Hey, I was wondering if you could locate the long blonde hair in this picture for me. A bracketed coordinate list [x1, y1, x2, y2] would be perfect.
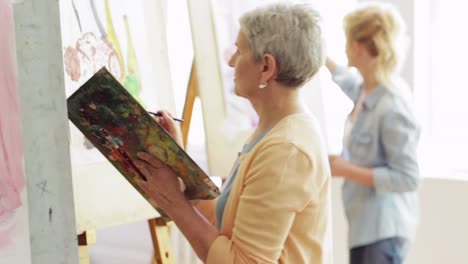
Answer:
[344, 2, 407, 86]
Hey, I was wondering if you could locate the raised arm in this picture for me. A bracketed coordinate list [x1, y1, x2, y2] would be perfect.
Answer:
[325, 57, 338, 73]
[324, 57, 362, 103]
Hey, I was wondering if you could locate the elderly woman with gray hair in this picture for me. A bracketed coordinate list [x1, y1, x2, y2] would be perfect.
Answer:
[134, 3, 332, 264]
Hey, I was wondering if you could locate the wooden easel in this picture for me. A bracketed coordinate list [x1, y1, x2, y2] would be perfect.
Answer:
[77, 231, 96, 264]
[147, 62, 199, 264]
[148, 218, 174, 264]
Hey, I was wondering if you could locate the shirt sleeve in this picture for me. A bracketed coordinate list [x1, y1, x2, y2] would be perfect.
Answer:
[206, 142, 315, 264]
[330, 65, 362, 103]
[373, 106, 421, 194]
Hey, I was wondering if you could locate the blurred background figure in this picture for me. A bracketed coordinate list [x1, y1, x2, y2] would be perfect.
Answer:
[324, 2, 421, 264]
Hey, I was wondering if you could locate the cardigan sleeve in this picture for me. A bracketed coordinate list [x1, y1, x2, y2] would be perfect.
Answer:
[206, 142, 315, 264]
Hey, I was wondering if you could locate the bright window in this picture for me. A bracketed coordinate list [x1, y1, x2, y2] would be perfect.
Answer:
[414, 0, 468, 179]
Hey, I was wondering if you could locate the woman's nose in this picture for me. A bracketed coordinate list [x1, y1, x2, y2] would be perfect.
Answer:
[228, 54, 235, 67]
[226, 46, 237, 68]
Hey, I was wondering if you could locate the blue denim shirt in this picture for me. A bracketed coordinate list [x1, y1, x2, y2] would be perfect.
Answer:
[332, 66, 421, 248]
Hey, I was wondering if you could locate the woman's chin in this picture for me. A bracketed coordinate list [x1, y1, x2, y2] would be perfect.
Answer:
[233, 86, 249, 99]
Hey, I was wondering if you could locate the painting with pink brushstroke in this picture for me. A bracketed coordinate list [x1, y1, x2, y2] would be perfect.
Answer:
[61, 0, 160, 166]
[0, 0, 31, 262]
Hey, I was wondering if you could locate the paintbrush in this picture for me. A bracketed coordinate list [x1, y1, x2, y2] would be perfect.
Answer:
[148, 111, 184, 123]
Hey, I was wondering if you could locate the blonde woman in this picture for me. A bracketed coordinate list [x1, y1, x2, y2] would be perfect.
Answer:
[325, 2, 420, 264]
[134, 3, 332, 264]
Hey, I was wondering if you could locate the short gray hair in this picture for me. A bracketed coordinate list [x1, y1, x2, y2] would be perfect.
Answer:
[239, 3, 324, 87]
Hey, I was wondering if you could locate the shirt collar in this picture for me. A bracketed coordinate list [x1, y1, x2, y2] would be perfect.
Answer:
[362, 85, 387, 110]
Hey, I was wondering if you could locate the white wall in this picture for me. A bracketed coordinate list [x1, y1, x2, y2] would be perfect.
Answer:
[332, 178, 468, 264]
[13, 0, 79, 263]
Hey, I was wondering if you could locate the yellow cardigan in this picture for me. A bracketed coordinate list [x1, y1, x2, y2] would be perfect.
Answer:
[200, 113, 332, 264]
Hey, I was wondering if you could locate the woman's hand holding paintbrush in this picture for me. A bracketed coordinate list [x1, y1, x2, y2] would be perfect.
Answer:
[148, 110, 184, 147]
[148, 111, 184, 123]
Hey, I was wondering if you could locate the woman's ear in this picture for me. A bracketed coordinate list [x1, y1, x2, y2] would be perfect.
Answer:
[349, 40, 360, 55]
[260, 53, 278, 83]
[355, 41, 378, 62]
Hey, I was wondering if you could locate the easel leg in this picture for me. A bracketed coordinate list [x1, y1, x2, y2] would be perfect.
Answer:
[78, 246, 91, 264]
[77, 230, 96, 264]
[181, 63, 198, 148]
[149, 217, 174, 264]
[148, 61, 198, 264]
